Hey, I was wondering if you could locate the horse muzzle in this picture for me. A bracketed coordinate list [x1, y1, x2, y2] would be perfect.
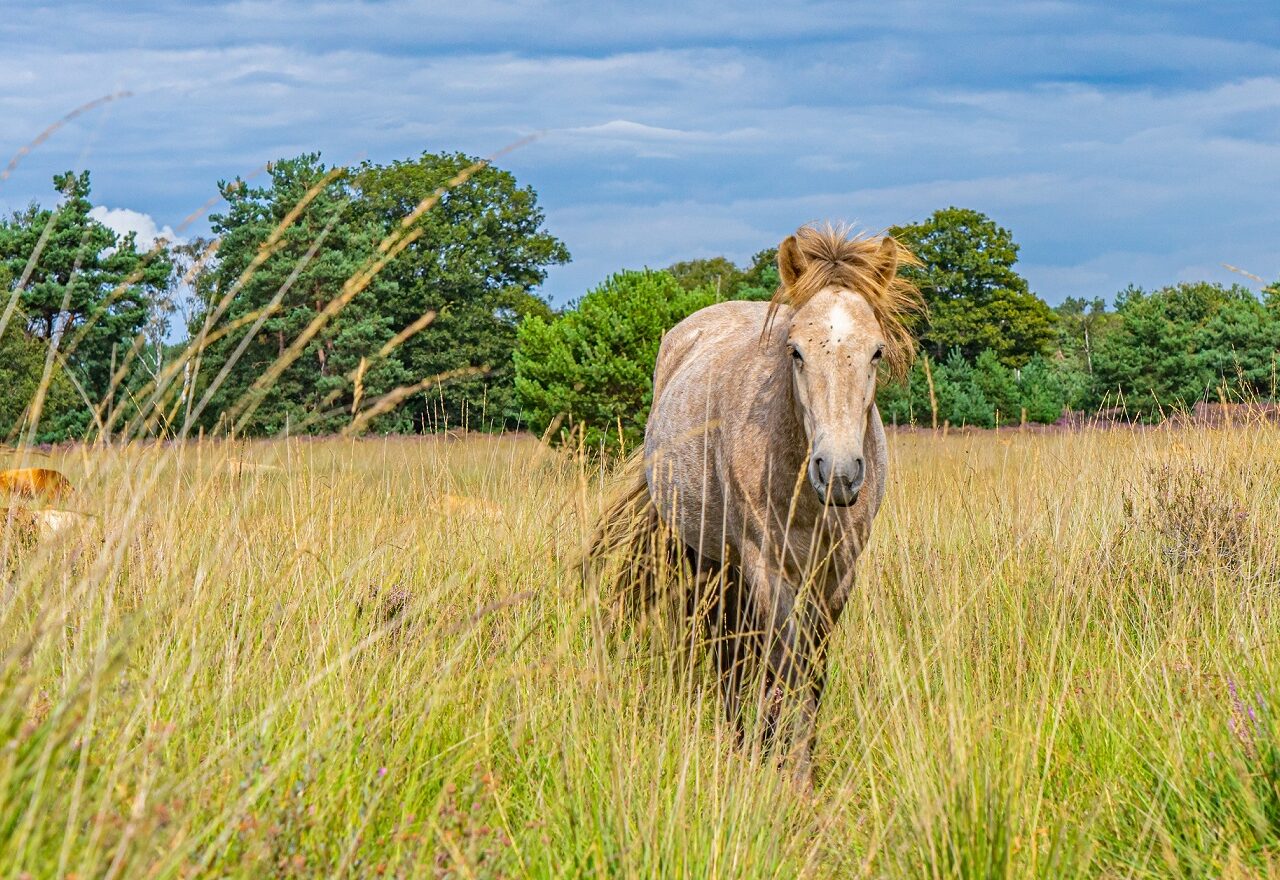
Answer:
[809, 453, 864, 507]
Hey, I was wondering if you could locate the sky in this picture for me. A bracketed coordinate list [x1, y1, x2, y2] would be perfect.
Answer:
[2, 0, 1278, 307]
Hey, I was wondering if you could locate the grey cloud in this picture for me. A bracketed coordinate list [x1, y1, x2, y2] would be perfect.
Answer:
[1, 0, 1277, 310]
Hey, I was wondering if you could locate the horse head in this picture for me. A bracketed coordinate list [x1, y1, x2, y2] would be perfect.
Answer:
[772, 225, 923, 506]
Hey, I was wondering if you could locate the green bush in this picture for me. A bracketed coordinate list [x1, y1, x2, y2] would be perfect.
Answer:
[1018, 356, 1068, 424]
[514, 270, 715, 450]
[972, 350, 1019, 424]
[0, 317, 78, 443]
[1091, 281, 1280, 418]
[935, 350, 995, 428]
[877, 349, 1079, 428]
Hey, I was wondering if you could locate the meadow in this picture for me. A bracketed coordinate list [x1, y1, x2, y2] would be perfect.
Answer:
[3, 421, 1280, 878]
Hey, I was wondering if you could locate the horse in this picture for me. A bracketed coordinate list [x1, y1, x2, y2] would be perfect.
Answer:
[588, 224, 923, 786]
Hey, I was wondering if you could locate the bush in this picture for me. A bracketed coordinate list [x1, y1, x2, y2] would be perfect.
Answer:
[877, 349, 1078, 428]
[514, 270, 715, 450]
[1018, 356, 1067, 424]
[0, 317, 78, 443]
[1091, 282, 1279, 419]
[935, 350, 995, 428]
[972, 350, 1019, 424]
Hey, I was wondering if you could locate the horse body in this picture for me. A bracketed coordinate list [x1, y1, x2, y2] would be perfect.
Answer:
[597, 224, 922, 786]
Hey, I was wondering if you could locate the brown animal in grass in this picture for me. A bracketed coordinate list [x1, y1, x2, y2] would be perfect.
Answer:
[589, 224, 923, 788]
[1, 468, 83, 541]
[0, 468, 75, 502]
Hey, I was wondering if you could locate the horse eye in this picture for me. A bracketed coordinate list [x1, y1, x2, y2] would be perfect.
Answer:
[790, 346, 804, 365]
[871, 346, 884, 364]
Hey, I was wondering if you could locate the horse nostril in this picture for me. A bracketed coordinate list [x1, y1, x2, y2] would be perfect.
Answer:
[852, 457, 865, 485]
[813, 455, 829, 484]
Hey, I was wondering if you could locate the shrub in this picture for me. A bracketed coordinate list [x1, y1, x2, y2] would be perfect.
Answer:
[1018, 356, 1067, 424]
[972, 350, 1019, 424]
[934, 350, 994, 428]
[1091, 282, 1278, 419]
[514, 270, 715, 450]
[0, 318, 78, 443]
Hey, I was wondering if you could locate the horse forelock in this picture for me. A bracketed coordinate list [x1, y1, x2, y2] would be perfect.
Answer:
[767, 223, 924, 379]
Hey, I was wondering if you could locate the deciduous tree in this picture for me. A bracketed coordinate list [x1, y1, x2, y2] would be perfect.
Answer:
[890, 207, 1055, 366]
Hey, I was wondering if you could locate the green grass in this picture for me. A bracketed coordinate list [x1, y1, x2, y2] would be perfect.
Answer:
[4, 422, 1280, 877]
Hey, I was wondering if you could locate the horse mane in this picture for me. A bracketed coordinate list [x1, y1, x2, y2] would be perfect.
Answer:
[767, 223, 925, 379]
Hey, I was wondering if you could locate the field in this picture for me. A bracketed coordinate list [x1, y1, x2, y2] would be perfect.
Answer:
[4, 422, 1280, 878]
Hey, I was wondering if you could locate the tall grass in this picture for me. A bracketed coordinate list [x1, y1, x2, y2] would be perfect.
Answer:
[3, 420, 1280, 877]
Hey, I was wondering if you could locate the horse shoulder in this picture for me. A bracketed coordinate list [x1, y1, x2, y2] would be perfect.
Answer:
[652, 322, 704, 405]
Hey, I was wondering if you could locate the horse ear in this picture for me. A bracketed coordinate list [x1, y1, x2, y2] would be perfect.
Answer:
[872, 236, 902, 288]
[777, 235, 803, 289]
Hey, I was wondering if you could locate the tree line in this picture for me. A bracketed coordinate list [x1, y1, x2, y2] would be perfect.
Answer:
[1, 154, 566, 442]
[518, 208, 1280, 447]
[2, 156, 1277, 445]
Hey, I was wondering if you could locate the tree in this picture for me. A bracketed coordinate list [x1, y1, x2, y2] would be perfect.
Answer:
[187, 151, 567, 436]
[1090, 282, 1274, 418]
[876, 347, 1079, 428]
[1195, 291, 1280, 400]
[0, 170, 172, 437]
[354, 152, 568, 431]
[1055, 296, 1112, 375]
[890, 208, 1055, 366]
[0, 308, 77, 443]
[666, 248, 778, 302]
[933, 350, 995, 428]
[971, 349, 1019, 424]
[734, 249, 780, 302]
[189, 155, 408, 435]
[1018, 356, 1068, 423]
[667, 257, 743, 298]
[514, 270, 714, 449]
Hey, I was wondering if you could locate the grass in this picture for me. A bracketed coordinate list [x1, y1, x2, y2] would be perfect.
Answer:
[3, 421, 1280, 878]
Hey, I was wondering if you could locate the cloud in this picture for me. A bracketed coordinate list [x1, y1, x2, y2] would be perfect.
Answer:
[88, 206, 183, 251]
[1, 1, 1277, 308]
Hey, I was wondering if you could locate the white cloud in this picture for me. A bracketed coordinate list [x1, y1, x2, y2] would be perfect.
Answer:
[89, 206, 183, 251]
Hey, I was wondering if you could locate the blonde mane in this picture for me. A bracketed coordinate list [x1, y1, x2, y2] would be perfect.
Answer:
[768, 223, 925, 379]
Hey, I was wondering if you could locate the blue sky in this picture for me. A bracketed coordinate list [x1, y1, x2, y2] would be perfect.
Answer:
[2, 0, 1278, 306]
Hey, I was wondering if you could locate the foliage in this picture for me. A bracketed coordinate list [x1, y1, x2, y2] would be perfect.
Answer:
[890, 207, 1056, 366]
[188, 155, 407, 435]
[667, 256, 742, 298]
[353, 152, 568, 430]
[0, 170, 172, 438]
[1054, 296, 1115, 377]
[0, 315, 78, 443]
[514, 270, 714, 449]
[667, 248, 778, 302]
[188, 152, 568, 436]
[1090, 281, 1279, 418]
[878, 348, 1082, 428]
[1018, 356, 1072, 424]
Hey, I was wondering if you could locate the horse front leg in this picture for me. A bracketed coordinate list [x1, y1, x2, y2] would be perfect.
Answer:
[787, 604, 833, 790]
[739, 548, 825, 788]
[686, 547, 756, 741]
[709, 564, 758, 743]
[788, 567, 854, 787]
[764, 608, 832, 790]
